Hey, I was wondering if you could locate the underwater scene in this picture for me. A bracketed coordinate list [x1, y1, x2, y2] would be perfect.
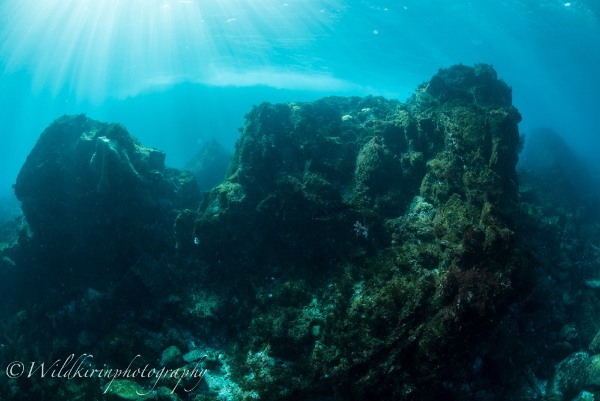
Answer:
[1, 1, 600, 400]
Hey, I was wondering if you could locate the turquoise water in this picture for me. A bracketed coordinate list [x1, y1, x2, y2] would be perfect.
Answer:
[2, 3, 600, 399]
[1, 0, 599, 195]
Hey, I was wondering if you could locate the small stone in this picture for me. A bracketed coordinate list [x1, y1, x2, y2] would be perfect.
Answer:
[104, 379, 154, 401]
[589, 329, 600, 354]
[547, 341, 573, 360]
[546, 352, 590, 401]
[586, 354, 600, 387]
[584, 279, 600, 289]
[559, 323, 579, 344]
[183, 349, 207, 363]
[155, 386, 181, 401]
[573, 390, 595, 401]
[160, 345, 182, 368]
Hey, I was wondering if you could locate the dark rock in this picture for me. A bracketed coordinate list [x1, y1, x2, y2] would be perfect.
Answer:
[586, 354, 600, 387]
[103, 379, 155, 401]
[560, 323, 580, 345]
[590, 329, 600, 355]
[160, 345, 183, 368]
[12, 115, 199, 300]
[548, 341, 575, 360]
[547, 352, 589, 401]
[422, 63, 513, 107]
[573, 391, 595, 401]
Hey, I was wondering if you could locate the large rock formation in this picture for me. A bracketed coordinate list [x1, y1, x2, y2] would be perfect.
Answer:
[175, 63, 528, 400]
[11, 115, 199, 297]
[9, 64, 597, 401]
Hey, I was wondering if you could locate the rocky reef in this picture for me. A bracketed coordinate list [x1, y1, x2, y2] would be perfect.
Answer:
[1, 64, 599, 401]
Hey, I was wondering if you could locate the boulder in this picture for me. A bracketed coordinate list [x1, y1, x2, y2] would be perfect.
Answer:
[13, 115, 199, 293]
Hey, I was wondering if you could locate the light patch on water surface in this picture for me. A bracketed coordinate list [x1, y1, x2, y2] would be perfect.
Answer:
[0, 0, 343, 102]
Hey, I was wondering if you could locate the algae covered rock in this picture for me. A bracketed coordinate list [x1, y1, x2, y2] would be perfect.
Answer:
[189, 64, 527, 400]
[105, 378, 183, 401]
[547, 352, 590, 401]
[161, 345, 183, 368]
[573, 391, 595, 401]
[589, 329, 600, 354]
[423, 63, 512, 107]
[354, 135, 403, 210]
[585, 354, 600, 388]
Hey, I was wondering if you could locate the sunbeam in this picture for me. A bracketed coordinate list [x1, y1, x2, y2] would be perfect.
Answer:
[0, 0, 344, 102]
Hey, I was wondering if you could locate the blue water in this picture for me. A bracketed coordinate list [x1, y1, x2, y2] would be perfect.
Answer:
[1, 0, 599, 200]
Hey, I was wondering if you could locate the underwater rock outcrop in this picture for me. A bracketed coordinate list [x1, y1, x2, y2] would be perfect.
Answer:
[10, 115, 198, 298]
[8, 64, 598, 401]
[175, 63, 527, 400]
